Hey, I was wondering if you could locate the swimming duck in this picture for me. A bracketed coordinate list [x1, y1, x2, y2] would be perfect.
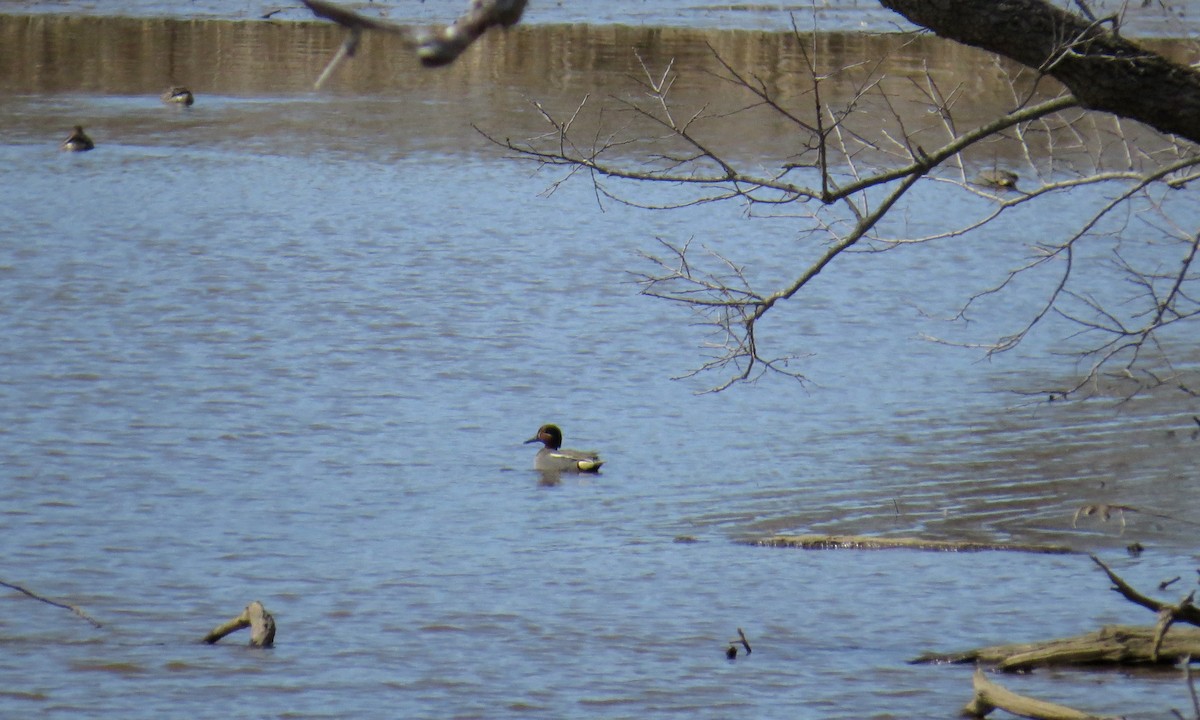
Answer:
[524, 424, 604, 473]
[161, 86, 195, 106]
[975, 168, 1019, 190]
[60, 126, 94, 152]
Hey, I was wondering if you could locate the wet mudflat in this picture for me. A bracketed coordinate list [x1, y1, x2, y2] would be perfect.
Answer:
[2, 9, 1200, 719]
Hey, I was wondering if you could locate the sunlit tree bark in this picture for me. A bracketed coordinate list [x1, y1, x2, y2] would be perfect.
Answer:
[880, 0, 1200, 144]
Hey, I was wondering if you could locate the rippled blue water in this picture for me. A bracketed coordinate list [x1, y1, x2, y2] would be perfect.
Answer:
[2, 23, 1200, 719]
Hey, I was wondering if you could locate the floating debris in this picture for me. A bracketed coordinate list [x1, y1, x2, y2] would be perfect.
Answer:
[735, 627, 751, 654]
[751, 534, 1074, 554]
[726, 628, 751, 659]
[0, 578, 102, 628]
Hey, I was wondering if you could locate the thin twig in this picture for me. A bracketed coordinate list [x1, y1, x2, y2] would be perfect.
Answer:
[0, 579, 102, 629]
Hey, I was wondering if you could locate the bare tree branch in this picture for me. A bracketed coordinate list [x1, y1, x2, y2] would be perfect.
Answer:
[301, 0, 1200, 396]
[880, 0, 1200, 144]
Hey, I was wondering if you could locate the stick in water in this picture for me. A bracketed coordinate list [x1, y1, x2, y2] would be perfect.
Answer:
[0, 579, 102, 628]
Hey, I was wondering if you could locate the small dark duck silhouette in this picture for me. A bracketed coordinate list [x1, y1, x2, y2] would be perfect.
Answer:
[161, 87, 195, 106]
[60, 126, 94, 152]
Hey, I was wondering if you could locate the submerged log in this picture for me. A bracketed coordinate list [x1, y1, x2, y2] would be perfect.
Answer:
[963, 667, 1117, 720]
[750, 534, 1075, 554]
[203, 601, 276, 647]
[912, 624, 1200, 670]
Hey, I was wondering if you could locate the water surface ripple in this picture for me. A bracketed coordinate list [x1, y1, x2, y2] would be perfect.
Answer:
[2, 13, 1199, 720]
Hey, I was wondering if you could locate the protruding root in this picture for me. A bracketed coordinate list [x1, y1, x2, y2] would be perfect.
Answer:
[204, 600, 276, 647]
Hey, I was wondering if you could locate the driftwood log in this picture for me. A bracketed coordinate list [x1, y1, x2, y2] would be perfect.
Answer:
[750, 534, 1075, 554]
[962, 668, 1118, 720]
[912, 624, 1200, 670]
[203, 601, 276, 647]
[915, 555, 1200, 670]
[1090, 554, 1200, 662]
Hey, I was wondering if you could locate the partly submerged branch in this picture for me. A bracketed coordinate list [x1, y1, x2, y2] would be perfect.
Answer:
[1091, 554, 1200, 635]
[914, 624, 1200, 671]
[750, 534, 1075, 553]
[0, 578, 102, 629]
[203, 600, 277, 647]
[917, 558, 1200, 671]
[963, 667, 1115, 720]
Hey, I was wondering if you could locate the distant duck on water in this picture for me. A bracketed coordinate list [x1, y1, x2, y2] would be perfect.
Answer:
[161, 86, 195, 106]
[60, 126, 94, 152]
[975, 168, 1019, 191]
[524, 424, 604, 473]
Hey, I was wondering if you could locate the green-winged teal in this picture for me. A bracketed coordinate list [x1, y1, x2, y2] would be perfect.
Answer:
[524, 424, 604, 473]
[161, 87, 195, 106]
[61, 126, 94, 152]
[975, 168, 1019, 190]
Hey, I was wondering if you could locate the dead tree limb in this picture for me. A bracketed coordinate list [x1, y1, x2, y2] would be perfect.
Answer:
[0, 578, 102, 629]
[963, 667, 1116, 720]
[915, 557, 1200, 669]
[1154, 597, 1195, 663]
[203, 601, 276, 647]
[879, 0, 1200, 144]
[1091, 555, 1200, 628]
[913, 625, 1200, 670]
[1185, 655, 1200, 720]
